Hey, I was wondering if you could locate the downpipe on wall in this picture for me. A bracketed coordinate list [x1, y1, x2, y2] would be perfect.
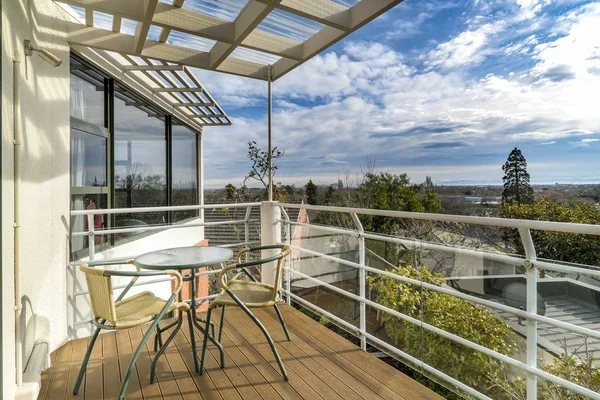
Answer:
[13, 57, 23, 388]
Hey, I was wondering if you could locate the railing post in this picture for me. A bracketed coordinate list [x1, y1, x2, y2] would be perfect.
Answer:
[518, 228, 537, 400]
[280, 207, 292, 305]
[260, 201, 281, 285]
[351, 213, 367, 351]
[87, 214, 96, 261]
[244, 206, 252, 262]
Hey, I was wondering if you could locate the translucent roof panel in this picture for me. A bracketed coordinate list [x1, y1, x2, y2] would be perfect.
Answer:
[182, 0, 248, 22]
[92, 11, 113, 30]
[58, 0, 404, 81]
[259, 9, 324, 42]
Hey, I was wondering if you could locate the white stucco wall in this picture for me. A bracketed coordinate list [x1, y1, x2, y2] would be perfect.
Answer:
[2, 0, 72, 397]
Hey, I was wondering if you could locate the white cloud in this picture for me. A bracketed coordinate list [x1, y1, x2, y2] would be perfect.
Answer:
[425, 22, 504, 69]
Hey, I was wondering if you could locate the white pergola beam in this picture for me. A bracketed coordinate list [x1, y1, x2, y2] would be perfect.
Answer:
[123, 64, 184, 71]
[273, 0, 402, 79]
[67, 23, 266, 79]
[59, 0, 303, 62]
[158, 0, 185, 42]
[59, 0, 404, 81]
[257, 0, 351, 31]
[173, 102, 216, 107]
[209, 0, 275, 69]
[112, 15, 121, 32]
[133, 0, 159, 55]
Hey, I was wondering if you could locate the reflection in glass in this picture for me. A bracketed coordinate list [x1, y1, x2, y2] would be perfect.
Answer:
[70, 129, 107, 187]
[70, 74, 104, 126]
[70, 194, 108, 258]
[114, 96, 167, 226]
[172, 125, 198, 222]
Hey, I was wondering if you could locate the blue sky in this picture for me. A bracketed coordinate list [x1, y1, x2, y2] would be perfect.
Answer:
[191, 0, 600, 188]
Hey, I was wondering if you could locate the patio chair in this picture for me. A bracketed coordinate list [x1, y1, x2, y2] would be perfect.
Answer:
[73, 260, 190, 400]
[199, 245, 292, 380]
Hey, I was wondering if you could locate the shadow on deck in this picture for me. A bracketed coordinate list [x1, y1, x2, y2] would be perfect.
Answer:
[40, 304, 442, 399]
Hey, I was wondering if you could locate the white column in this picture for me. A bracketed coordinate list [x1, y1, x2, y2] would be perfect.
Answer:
[260, 201, 281, 285]
[197, 130, 204, 220]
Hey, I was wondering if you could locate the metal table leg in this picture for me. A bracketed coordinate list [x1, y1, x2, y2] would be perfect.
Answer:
[189, 266, 225, 369]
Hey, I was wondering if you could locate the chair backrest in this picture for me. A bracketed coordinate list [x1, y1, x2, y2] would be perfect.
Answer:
[271, 245, 292, 302]
[80, 264, 117, 324]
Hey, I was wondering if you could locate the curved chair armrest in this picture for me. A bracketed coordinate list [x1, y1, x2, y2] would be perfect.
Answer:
[236, 245, 291, 265]
[218, 263, 244, 290]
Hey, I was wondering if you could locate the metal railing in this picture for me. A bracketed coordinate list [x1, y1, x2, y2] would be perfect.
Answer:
[278, 202, 600, 400]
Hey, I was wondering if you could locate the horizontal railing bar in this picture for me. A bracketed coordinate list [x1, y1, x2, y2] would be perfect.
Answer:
[281, 219, 529, 267]
[279, 203, 600, 236]
[219, 241, 260, 248]
[285, 290, 600, 399]
[75, 276, 174, 296]
[281, 220, 360, 237]
[72, 219, 248, 237]
[285, 292, 492, 400]
[282, 218, 600, 280]
[285, 245, 600, 341]
[71, 202, 261, 216]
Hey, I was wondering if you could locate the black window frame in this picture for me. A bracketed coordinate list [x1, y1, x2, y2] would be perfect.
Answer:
[69, 52, 200, 260]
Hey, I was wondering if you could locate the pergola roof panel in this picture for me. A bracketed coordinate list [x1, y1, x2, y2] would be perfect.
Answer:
[57, 0, 404, 80]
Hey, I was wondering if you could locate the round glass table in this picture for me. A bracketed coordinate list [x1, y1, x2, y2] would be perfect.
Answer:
[134, 246, 233, 374]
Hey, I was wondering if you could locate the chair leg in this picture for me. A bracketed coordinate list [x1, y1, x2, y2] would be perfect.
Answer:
[228, 290, 288, 381]
[151, 316, 183, 383]
[118, 315, 166, 400]
[199, 307, 213, 375]
[73, 326, 101, 395]
[274, 304, 291, 341]
[153, 319, 177, 351]
[218, 305, 226, 343]
[187, 310, 200, 373]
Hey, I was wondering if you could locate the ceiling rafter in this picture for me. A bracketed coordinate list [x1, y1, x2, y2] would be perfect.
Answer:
[255, 0, 351, 31]
[133, 0, 159, 55]
[56, 0, 404, 81]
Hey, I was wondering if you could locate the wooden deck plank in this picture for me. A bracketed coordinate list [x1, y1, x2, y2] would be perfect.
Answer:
[257, 307, 383, 400]
[210, 308, 285, 400]
[215, 313, 302, 400]
[179, 321, 244, 400]
[102, 331, 122, 400]
[129, 324, 165, 400]
[45, 338, 74, 400]
[39, 346, 58, 400]
[251, 307, 366, 400]
[171, 321, 221, 400]
[143, 325, 183, 400]
[280, 305, 443, 400]
[84, 332, 104, 400]
[40, 304, 441, 400]
[115, 329, 143, 400]
[229, 308, 341, 400]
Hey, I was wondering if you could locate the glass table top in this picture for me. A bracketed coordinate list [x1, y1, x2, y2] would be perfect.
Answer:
[134, 246, 234, 270]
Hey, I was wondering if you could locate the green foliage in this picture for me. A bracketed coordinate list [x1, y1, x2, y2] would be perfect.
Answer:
[357, 172, 442, 234]
[502, 147, 534, 205]
[305, 180, 318, 205]
[500, 197, 600, 266]
[369, 266, 516, 396]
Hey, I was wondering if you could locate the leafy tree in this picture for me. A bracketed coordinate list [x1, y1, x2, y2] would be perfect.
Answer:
[369, 265, 515, 397]
[502, 147, 534, 205]
[305, 180, 318, 205]
[243, 140, 285, 198]
[357, 172, 442, 234]
[500, 197, 600, 266]
[324, 185, 336, 205]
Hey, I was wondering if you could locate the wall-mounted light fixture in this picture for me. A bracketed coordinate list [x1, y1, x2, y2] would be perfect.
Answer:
[24, 39, 62, 68]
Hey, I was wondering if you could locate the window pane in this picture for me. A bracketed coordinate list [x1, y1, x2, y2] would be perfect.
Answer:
[172, 125, 198, 221]
[71, 129, 107, 187]
[70, 73, 104, 126]
[70, 193, 108, 260]
[113, 96, 167, 225]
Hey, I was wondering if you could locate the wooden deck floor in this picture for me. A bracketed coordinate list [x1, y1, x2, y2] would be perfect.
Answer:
[40, 304, 442, 400]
